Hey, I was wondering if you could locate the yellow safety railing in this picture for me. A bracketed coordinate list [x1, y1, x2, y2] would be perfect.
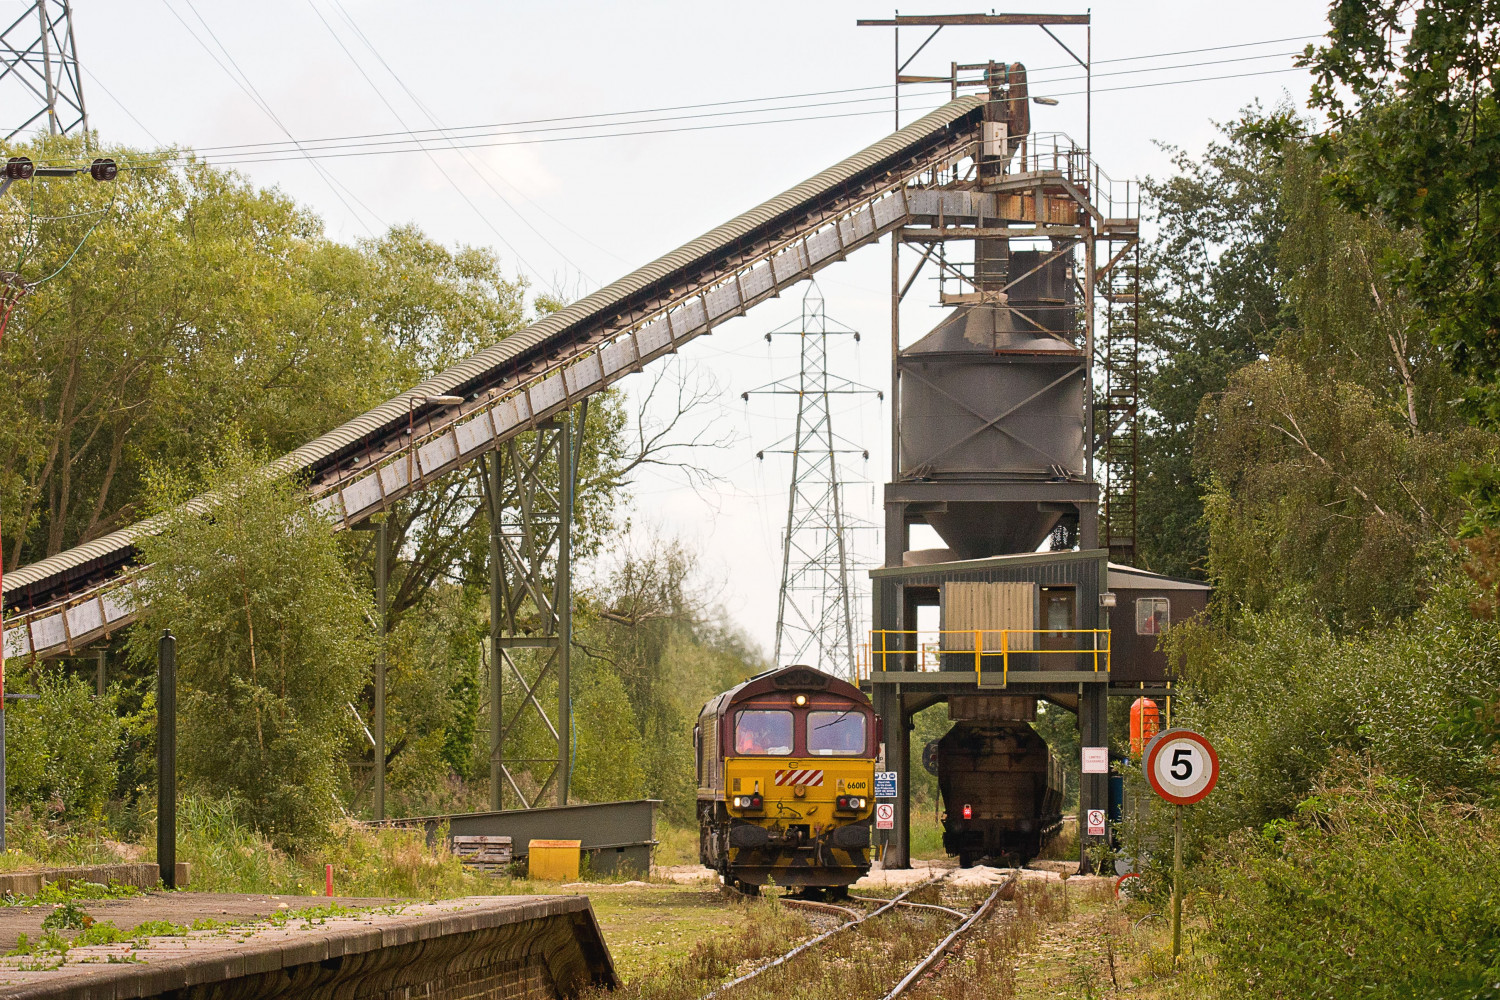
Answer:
[861, 629, 1110, 685]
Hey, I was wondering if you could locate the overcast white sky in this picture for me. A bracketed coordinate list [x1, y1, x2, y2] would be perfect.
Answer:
[22, 1, 1330, 657]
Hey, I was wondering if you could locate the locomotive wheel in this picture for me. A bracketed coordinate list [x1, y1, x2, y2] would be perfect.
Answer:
[731, 878, 761, 897]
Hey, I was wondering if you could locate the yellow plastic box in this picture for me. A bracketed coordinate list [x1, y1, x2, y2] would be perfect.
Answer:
[527, 839, 582, 882]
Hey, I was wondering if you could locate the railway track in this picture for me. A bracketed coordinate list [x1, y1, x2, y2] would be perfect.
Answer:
[700, 871, 1016, 1000]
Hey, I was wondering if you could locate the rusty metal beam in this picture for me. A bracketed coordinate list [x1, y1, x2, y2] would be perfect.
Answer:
[858, 14, 1089, 26]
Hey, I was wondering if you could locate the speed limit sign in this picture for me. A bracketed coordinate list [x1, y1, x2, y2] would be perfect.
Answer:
[1143, 728, 1219, 805]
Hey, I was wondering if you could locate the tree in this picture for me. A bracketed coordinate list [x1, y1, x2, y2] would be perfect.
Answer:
[1306, 1, 1500, 431]
[1137, 110, 1294, 577]
[127, 444, 372, 847]
[1198, 357, 1486, 625]
[0, 135, 530, 571]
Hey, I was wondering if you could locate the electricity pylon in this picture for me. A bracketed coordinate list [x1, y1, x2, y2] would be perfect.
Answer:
[2, 1, 89, 142]
[745, 282, 879, 679]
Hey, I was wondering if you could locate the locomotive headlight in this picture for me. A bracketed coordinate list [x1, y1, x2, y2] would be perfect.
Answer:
[794, 694, 807, 706]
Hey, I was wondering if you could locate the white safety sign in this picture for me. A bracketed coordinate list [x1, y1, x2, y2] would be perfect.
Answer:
[1081, 746, 1109, 774]
[874, 771, 898, 798]
[1144, 729, 1220, 805]
[1086, 809, 1106, 836]
[875, 802, 895, 830]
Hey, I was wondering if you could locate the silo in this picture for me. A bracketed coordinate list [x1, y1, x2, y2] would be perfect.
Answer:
[895, 250, 1086, 558]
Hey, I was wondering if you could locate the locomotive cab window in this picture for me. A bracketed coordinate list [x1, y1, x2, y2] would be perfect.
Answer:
[1136, 597, 1170, 636]
[807, 710, 866, 755]
[735, 710, 793, 755]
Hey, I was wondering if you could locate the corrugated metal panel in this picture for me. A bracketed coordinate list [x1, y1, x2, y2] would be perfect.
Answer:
[4, 97, 987, 639]
[943, 581, 1036, 650]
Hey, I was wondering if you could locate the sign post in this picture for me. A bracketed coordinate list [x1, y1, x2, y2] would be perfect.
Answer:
[1143, 728, 1219, 961]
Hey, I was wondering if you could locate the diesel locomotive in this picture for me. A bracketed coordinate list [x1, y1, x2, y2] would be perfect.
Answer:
[696, 665, 876, 893]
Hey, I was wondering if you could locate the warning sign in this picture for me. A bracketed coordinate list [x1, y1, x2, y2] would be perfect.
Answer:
[875, 803, 895, 830]
[1086, 809, 1106, 836]
[1081, 747, 1109, 774]
[874, 771, 898, 798]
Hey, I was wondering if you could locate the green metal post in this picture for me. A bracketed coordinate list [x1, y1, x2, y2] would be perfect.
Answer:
[375, 519, 387, 822]
[157, 630, 176, 889]
[1172, 803, 1183, 959]
[556, 413, 572, 807]
[488, 450, 504, 812]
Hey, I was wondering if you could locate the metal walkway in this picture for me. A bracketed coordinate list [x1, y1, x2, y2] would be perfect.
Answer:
[4, 96, 993, 662]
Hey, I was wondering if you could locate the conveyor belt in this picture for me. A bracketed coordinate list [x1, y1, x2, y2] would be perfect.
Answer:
[3, 96, 988, 662]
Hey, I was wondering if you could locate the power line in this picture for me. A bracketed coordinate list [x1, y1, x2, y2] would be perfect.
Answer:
[128, 45, 1306, 164]
[326, 0, 613, 283]
[159, 0, 383, 235]
[301, 0, 548, 279]
[132, 63, 1307, 171]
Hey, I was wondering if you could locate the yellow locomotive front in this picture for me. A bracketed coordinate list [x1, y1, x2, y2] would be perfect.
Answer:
[696, 665, 876, 893]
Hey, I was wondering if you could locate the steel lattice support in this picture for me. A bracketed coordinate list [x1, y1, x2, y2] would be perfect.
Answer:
[1097, 200, 1142, 565]
[747, 283, 876, 679]
[1, 1, 88, 141]
[482, 406, 583, 810]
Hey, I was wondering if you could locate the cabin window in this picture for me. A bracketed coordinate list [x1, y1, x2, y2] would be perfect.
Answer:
[734, 710, 793, 755]
[1136, 597, 1170, 636]
[808, 711, 866, 756]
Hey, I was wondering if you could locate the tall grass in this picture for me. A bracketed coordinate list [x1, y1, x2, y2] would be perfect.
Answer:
[176, 795, 504, 898]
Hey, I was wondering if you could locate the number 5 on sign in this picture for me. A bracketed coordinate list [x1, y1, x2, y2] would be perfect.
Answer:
[1144, 729, 1218, 805]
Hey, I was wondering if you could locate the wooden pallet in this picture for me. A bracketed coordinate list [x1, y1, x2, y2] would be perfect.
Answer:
[451, 835, 513, 874]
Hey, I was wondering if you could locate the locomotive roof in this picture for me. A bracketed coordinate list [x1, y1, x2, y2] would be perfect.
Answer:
[700, 664, 869, 721]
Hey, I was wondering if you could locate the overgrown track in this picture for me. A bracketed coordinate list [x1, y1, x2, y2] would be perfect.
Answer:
[879, 876, 1013, 999]
[699, 877, 947, 999]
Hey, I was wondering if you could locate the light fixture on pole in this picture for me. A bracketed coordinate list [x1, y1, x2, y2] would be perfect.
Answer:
[407, 394, 465, 485]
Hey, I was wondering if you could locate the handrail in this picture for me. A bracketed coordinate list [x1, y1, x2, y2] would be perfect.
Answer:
[863, 628, 1111, 685]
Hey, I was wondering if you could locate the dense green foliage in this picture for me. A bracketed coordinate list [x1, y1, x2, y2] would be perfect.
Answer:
[3, 671, 122, 820]
[1207, 769, 1500, 999]
[1307, 1, 1500, 438]
[1117, 6, 1500, 995]
[1168, 588, 1500, 834]
[1136, 115, 1288, 578]
[128, 447, 374, 846]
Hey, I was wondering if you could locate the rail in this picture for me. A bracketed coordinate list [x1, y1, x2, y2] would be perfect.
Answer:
[700, 875, 946, 999]
[861, 628, 1110, 683]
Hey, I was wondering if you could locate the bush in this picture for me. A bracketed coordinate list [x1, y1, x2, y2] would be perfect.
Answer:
[1168, 582, 1500, 835]
[5, 671, 122, 820]
[1207, 762, 1500, 999]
